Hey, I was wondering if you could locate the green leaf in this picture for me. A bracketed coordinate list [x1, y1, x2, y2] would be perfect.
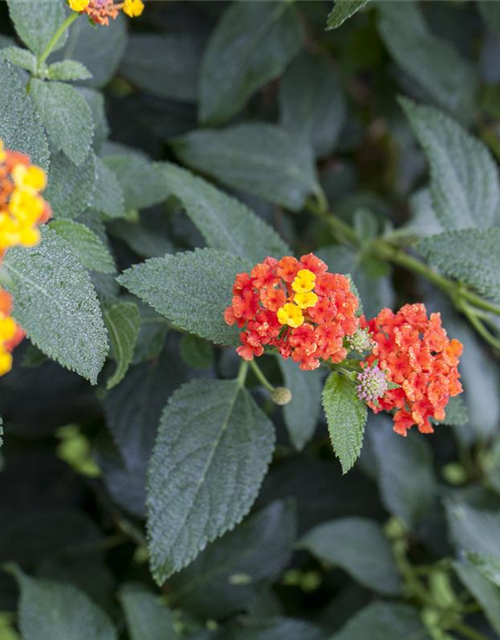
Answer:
[7, 0, 68, 57]
[479, 2, 500, 34]
[103, 155, 168, 210]
[92, 158, 125, 219]
[169, 501, 296, 618]
[446, 502, 500, 559]
[300, 517, 401, 595]
[199, 1, 302, 125]
[160, 162, 290, 262]
[44, 151, 97, 220]
[326, 0, 370, 29]
[104, 302, 141, 390]
[322, 372, 367, 474]
[110, 215, 173, 259]
[369, 418, 437, 529]
[31, 80, 94, 166]
[121, 34, 202, 102]
[417, 229, 500, 304]
[401, 98, 500, 229]
[278, 359, 323, 451]
[0, 46, 37, 73]
[378, 2, 476, 120]
[120, 583, 178, 640]
[118, 248, 252, 346]
[467, 552, 500, 588]
[173, 124, 320, 212]
[16, 570, 117, 640]
[147, 378, 275, 583]
[50, 219, 115, 274]
[2, 228, 108, 384]
[280, 52, 346, 158]
[180, 334, 214, 371]
[453, 560, 500, 636]
[435, 395, 469, 427]
[331, 603, 426, 640]
[218, 619, 325, 640]
[80, 88, 109, 152]
[47, 60, 92, 82]
[0, 61, 50, 170]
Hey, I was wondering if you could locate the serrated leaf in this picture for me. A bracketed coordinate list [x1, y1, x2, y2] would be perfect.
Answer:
[120, 583, 178, 640]
[417, 229, 500, 304]
[0, 46, 37, 73]
[104, 302, 141, 390]
[453, 560, 500, 636]
[147, 378, 275, 583]
[326, 0, 370, 29]
[7, 0, 68, 57]
[301, 517, 400, 595]
[280, 51, 346, 158]
[173, 124, 320, 212]
[2, 228, 108, 384]
[47, 60, 92, 82]
[467, 552, 500, 588]
[79, 88, 109, 152]
[45, 151, 97, 219]
[378, 2, 476, 120]
[103, 155, 168, 210]
[278, 359, 323, 450]
[92, 158, 125, 219]
[322, 372, 367, 474]
[160, 162, 290, 262]
[119, 248, 251, 346]
[401, 98, 500, 229]
[15, 570, 117, 640]
[50, 219, 115, 274]
[200, 1, 302, 125]
[331, 603, 426, 640]
[0, 61, 50, 170]
[180, 334, 214, 371]
[31, 79, 94, 166]
[170, 501, 296, 618]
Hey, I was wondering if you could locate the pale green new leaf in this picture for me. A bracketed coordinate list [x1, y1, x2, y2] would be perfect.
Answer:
[322, 372, 367, 474]
[16, 570, 117, 640]
[92, 158, 125, 219]
[401, 98, 500, 229]
[7, 0, 68, 57]
[2, 228, 108, 384]
[301, 517, 400, 595]
[160, 162, 290, 262]
[0, 46, 37, 74]
[147, 379, 275, 583]
[50, 219, 115, 274]
[103, 155, 168, 210]
[120, 583, 178, 640]
[454, 560, 500, 636]
[47, 60, 92, 82]
[417, 229, 500, 304]
[31, 79, 94, 166]
[118, 248, 252, 346]
[200, 1, 302, 125]
[104, 302, 141, 390]
[326, 0, 370, 30]
[331, 603, 426, 640]
[45, 151, 97, 219]
[0, 61, 49, 169]
[173, 124, 320, 212]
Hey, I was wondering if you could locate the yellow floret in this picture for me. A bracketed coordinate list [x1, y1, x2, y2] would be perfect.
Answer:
[68, 0, 90, 12]
[292, 269, 316, 294]
[277, 303, 304, 328]
[19, 226, 41, 247]
[0, 316, 16, 342]
[8, 189, 44, 224]
[0, 349, 13, 376]
[123, 0, 144, 17]
[294, 291, 319, 310]
[12, 164, 47, 192]
[0, 140, 6, 164]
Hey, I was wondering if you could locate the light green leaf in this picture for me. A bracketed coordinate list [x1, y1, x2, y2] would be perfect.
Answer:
[2, 228, 108, 384]
[104, 302, 141, 390]
[301, 517, 401, 595]
[278, 359, 322, 450]
[322, 372, 367, 474]
[50, 219, 115, 274]
[401, 98, 500, 229]
[446, 502, 500, 559]
[47, 60, 92, 82]
[92, 158, 125, 219]
[326, 0, 370, 29]
[454, 560, 500, 636]
[103, 155, 168, 210]
[160, 162, 290, 262]
[170, 501, 296, 618]
[200, 1, 302, 125]
[44, 151, 97, 219]
[7, 0, 68, 57]
[331, 603, 426, 640]
[0, 61, 50, 170]
[417, 229, 500, 304]
[0, 46, 37, 73]
[378, 2, 476, 120]
[180, 334, 214, 371]
[280, 52, 346, 158]
[31, 79, 94, 166]
[16, 570, 117, 640]
[147, 379, 275, 583]
[118, 248, 251, 346]
[173, 124, 320, 212]
[120, 583, 178, 640]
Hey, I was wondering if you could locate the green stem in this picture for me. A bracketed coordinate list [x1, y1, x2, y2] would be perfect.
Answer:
[249, 360, 275, 392]
[459, 303, 500, 351]
[393, 539, 434, 606]
[450, 621, 492, 640]
[237, 360, 249, 387]
[37, 12, 79, 70]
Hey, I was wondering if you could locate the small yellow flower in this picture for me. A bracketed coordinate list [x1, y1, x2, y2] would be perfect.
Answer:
[0, 141, 6, 164]
[68, 0, 90, 11]
[294, 291, 319, 310]
[0, 316, 16, 342]
[19, 226, 41, 247]
[277, 303, 304, 328]
[12, 164, 47, 193]
[8, 189, 44, 224]
[0, 349, 13, 377]
[292, 269, 316, 294]
[123, 0, 144, 17]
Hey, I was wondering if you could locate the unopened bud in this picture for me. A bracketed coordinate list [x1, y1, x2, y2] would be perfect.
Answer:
[346, 327, 374, 354]
[356, 364, 388, 403]
[271, 386, 293, 405]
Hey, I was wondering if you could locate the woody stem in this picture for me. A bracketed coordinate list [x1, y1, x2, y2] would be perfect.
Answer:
[37, 12, 79, 71]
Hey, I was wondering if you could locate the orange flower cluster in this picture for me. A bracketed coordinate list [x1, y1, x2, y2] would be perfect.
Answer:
[362, 303, 463, 436]
[224, 254, 360, 371]
[68, 0, 144, 24]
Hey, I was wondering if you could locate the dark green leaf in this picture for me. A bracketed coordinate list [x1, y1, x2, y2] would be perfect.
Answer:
[326, 0, 370, 30]
[467, 552, 500, 588]
[44, 151, 97, 220]
[331, 603, 427, 640]
[180, 334, 214, 371]
[454, 560, 500, 635]
[92, 158, 125, 219]
[218, 619, 325, 640]
[103, 155, 168, 210]
[7, 0, 68, 57]
[104, 301, 141, 390]
[120, 583, 178, 640]
[478, 2, 500, 34]
[49, 219, 115, 274]
[446, 502, 500, 559]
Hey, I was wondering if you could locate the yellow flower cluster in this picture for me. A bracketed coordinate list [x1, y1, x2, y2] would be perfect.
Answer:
[68, 0, 144, 23]
[277, 269, 319, 328]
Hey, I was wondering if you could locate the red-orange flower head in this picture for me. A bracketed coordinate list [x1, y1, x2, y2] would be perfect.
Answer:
[224, 254, 360, 371]
[362, 303, 463, 436]
[68, 0, 144, 24]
